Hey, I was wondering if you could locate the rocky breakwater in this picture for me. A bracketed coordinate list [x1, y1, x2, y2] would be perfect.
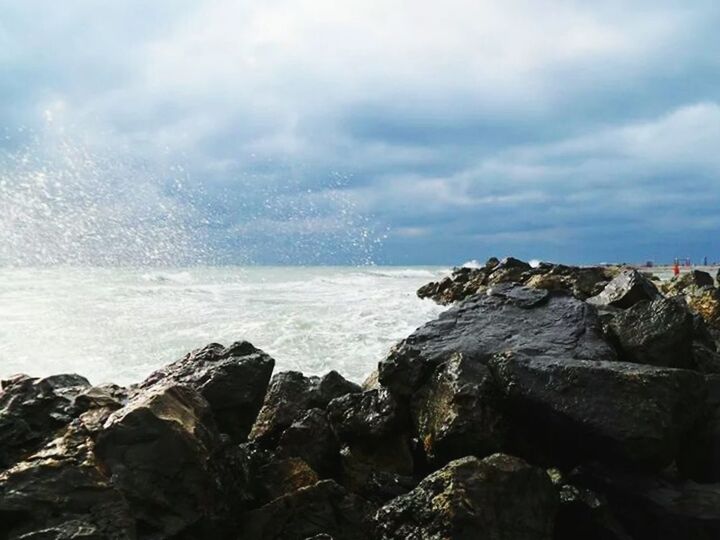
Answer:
[2, 258, 720, 539]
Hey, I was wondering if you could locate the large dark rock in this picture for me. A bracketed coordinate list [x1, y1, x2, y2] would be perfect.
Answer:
[608, 297, 695, 369]
[678, 375, 720, 482]
[573, 465, 720, 540]
[238, 479, 375, 540]
[140, 341, 274, 442]
[327, 389, 414, 502]
[374, 454, 558, 540]
[0, 373, 91, 471]
[588, 269, 660, 309]
[380, 284, 616, 397]
[554, 482, 632, 540]
[250, 370, 360, 447]
[524, 264, 615, 300]
[664, 270, 715, 296]
[0, 420, 135, 540]
[94, 384, 232, 537]
[488, 353, 705, 469]
[411, 353, 505, 467]
[275, 408, 340, 478]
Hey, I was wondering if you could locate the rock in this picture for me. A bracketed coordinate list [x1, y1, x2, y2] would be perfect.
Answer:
[0, 421, 135, 540]
[250, 371, 360, 447]
[682, 288, 720, 341]
[140, 341, 274, 442]
[573, 465, 720, 540]
[238, 480, 375, 540]
[524, 264, 615, 300]
[276, 408, 340, 479]
[677, 375, 720, 482]
[327, 389, 414, 501]
[94, 384, 232, 537]
[664, 269, 715, 296]
[374, 454, 558, 540]
[588, 269, 660, 309]
[380, 284, 616, 397]
[488, 353, 705, 469]
[411, 353, 505, 467]
[485, 256, 533, 285]
[417, 265, 490, 305]
[256, 457, 320, 503]
[361, 369, 380, 391]
[0, 373, 91, 470]
[554, 482, 632, 540]
[607, 297, 695, 369]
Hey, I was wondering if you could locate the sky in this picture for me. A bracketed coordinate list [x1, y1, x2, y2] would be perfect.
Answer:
[1, 0, 719, 265]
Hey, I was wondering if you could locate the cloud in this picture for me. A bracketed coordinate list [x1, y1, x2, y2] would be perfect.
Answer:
[0, 0, 719, 264]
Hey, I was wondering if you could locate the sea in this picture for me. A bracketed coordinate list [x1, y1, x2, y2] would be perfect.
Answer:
[0, 266, 449, 386]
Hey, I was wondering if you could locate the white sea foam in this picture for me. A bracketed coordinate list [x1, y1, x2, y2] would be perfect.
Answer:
[0, 266, 446, 385]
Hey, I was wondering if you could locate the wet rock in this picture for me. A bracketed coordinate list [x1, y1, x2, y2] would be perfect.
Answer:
[374, 454, 558, 540]
[411, 353, 505, 467]
[276, 408, 340, 478]
[327, 389, 414, 501]
[588, 269, 660, 309]
[0, 373, 91, 470]
[485, 256, 533, 285]
[250, 370, 360, 447]
[417, 265, 491, 305]
[573, 465, 720, 540]
[608, 297, 695, 369]
[238, 479, 375, 540]
[554, 483, 632, 540]
[380, 284, 616, 396]
[488, 353, 705, 469]
[683, 288, 720, 341]
[524, 264, 615, 300]
[94, 384, 231, 537]
[256, 457, 320, 503]
[140, 341, 274, 442]
[0, 420, 134, 540]
[677, 375, 720, 482]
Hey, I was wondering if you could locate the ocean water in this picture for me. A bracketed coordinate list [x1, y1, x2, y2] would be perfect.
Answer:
[0, 266, 448, 386]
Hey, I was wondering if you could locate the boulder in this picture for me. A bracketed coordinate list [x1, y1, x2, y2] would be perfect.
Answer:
[411, 353, 505, 467]
[554, 482, 632, 540]
[0, 421, 135, 540]
[250, 370, 360, 447]
[94, 384, 232, 537]
[380, 284, 616, 397]
[573, 465, 720, 540]
[485, 256, 533, 285]
[664, 269, 715, 296]
[607, 297, 695, 369]
[488, 353, 705, 469]
[275, 408, 340, 478]
[327, 389, 414, 501]
[417, 265, 491, 305]
[588, 269, 660, 309]
[677, 375, 720, 482]
[0, 373, 91, 470]
[140, 341, 274, 442]
[374, 454, 558, 540]
[523, 264, 614, 300]
[238, 480, 375, 540]
[255, 457, 320, 503]
[683, 288, 720, 341]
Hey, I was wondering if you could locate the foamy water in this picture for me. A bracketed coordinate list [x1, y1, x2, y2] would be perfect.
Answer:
[0, 266, 448, 385]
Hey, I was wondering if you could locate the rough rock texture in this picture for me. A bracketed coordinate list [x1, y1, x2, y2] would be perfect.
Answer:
[275, 408, 340, 478]
[238, 480, 375, 540]
[664, 269, 715, 296]
[607, 297, 695, 369]
[684, 288, 720, 341]
[588, 269, 660, 309]
[0, 374, 91, 470]
[488, 353, 705, 469]
[553, 481, 632, 540]
[140, 341, 274, 442]
[380, 284, 616, 396]
[574, 465, 720, 540]
[250, 370, 360, 446]
[94, 384, 232, 537]
[411, 353, 505, 467]
[374, 454, 558, 540]
[327, 389, 414, 502]
[677, 375, 720, 482]
[523, 263, 615, 300]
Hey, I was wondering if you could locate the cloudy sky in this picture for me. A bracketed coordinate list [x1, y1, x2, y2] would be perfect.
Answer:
[1, 0, 719, 265]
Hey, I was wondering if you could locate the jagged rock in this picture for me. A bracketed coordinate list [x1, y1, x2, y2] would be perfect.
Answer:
[94, 384, 232, 537]
[276, 408, 340, 478]
[683, 288, 720, 341]
[678, 375, 720, 482]
[411, 353, 505, 467]
[256, 457, 319, 503]
[0, 373, 91, 470]
[140, 341, 274, 442]
[607, 297, 695, 369]
[573, 465, 720, 540]
[361, 369, 380, 391]
[250, 371, 360, 447]
[380, 284, 616, 397]
[588, 269, 660, 309]
[488, 353, 705, 469]
[524, 264, 615, 300]
[374, 454, 558, 540]
[238, 480, 375, 540]
[417, 266, 490, 305]
[485, 256, 533, 285]
[664, 269, 715, 296]
[0, 419, 134, 540]
[327, 389, 414, 501]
